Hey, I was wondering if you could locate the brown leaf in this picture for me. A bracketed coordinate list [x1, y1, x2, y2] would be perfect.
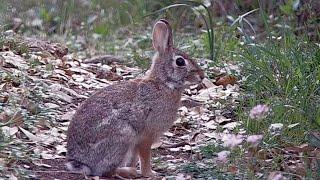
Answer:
[21, 98, 41, 115]
[285, 163, 306, 176]
[24, 37, 68, 58]
[96, 69, 123, 81]
[0, 51, 29, 69]
[0, 94, 9, 103]
[228, 166, 238, 174]
[35, 119, 51, 130]
[215, 74, 237, 88]
[0, 111, 10, 123]
[11, 111, 24, 127]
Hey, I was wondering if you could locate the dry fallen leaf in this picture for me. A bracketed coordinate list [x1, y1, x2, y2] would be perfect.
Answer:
[151, 141, 163, 149]
[228, 165, 238, 174]
[55, 144, 67, 155]
[11, 111, 24, 127]
[92, 176, 100, 180]
[34, 162, 52, 168]
[40, 150, 64, 159]
[215, 115, 232, 125]
[44, 103, 60, 109]
[60, 111, 76, 122]
[21, 98, 41, 115]
[0, 111, 10, 123]
[1, 51, 29, 69]
[215, 74, 237, 88]
[1, 126, 19, 137]
[204, 120, 217, 130]
[267, 171, 285, 180]
[19, 127, 42, 142]
[8, 174, 18, 180]
[0, 94, 9, 103]
[176, 173, 192, 180]
[54, 91, 73, 103]
[202, 78, 215, 88]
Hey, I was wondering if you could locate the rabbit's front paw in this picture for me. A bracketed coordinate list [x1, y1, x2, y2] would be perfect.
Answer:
[116, 167, 138, 178]
[141, 169, 158, 177]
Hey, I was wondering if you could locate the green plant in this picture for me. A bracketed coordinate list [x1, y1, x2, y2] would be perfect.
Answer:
[200, 144, 224, 158]
[240, 33, 320, 142]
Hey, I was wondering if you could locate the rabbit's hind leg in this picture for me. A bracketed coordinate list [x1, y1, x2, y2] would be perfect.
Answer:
[122, 144, 139, 167]
[90, 138, 134, 176]
[92, 125, 138, 177]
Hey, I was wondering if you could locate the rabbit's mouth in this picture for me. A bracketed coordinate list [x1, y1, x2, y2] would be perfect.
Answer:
[184, 75, 204, 86]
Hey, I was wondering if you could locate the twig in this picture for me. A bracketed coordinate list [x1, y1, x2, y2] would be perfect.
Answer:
[161, 141, 190, 149]
[82, 55, 123, 64]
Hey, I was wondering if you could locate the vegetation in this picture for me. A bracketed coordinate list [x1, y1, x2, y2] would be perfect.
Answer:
[0, 0, 319, 179]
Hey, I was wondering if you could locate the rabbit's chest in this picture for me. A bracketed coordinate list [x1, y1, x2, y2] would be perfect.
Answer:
[143, 91, 181, 132]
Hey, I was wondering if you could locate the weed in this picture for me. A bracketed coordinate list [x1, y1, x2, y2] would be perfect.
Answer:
[200, 144, 224, 158]
[239, 34, 320, 143]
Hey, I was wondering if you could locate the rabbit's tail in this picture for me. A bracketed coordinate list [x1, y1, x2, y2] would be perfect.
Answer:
[66, 159, 92, 175]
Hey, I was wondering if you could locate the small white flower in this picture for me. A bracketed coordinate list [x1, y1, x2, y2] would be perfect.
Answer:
[249, 104, 270, 120]
[222, 134, 243, 149]
[216, 150, 230, 164]
[247, 135, 263, 146]
[269, 123, 284, 135]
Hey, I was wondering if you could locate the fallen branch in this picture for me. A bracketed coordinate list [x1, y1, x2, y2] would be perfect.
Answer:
[82, 55, 124, 65]
[161, 141, 190, 149]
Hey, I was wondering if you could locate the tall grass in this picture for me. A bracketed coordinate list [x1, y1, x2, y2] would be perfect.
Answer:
[236, 3, 320, 143]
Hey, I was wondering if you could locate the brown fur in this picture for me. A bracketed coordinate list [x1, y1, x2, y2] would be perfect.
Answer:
[66, 19, 204, 177]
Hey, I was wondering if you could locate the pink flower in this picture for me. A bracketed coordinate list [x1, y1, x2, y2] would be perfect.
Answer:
[247, 135, 263, 146]
[222, 134, 243, 149]
[249, 104, 269, 120]
[216, 150, 230, 164]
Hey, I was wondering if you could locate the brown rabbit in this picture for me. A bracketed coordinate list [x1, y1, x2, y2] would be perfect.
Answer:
[66, 19, 205, 178]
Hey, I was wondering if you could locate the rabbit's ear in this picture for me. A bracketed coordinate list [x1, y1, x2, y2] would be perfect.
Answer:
[152, 19, 173, 53]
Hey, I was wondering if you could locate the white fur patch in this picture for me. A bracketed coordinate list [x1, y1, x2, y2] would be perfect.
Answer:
[165, 82, 175, 89]
[65, 162, 91, 175]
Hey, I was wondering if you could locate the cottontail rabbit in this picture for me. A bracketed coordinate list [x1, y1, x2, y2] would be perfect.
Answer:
[66, 19, 205, 178]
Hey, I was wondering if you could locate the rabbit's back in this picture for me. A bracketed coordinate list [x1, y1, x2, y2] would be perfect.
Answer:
[67, 78, 181, 137]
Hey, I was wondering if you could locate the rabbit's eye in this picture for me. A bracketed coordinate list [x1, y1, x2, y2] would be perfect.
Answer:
[176, 57, 186, 66]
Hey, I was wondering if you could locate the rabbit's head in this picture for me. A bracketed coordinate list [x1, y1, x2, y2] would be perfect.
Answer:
[147, 19, 205, 89]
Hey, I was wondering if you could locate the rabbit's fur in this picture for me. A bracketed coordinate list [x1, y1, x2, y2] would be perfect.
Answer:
[66, 19, 204, 178]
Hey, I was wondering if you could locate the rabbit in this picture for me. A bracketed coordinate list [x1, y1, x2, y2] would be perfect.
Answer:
[66, 19, 205, 178]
